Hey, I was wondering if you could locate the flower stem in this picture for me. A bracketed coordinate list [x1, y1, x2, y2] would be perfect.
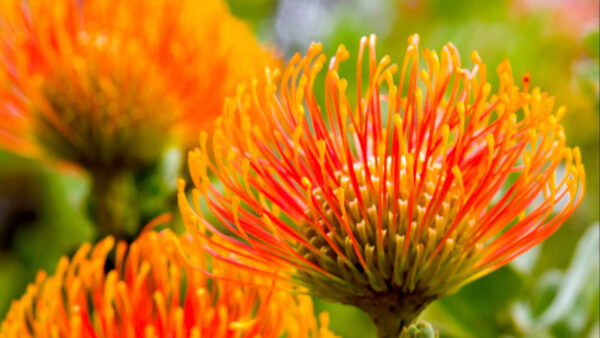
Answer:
[356, 292, 431, 338]
[89, 170, 139, 239]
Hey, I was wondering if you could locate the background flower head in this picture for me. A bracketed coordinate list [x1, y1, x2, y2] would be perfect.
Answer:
[179, 34, 585, 334]
[0, 226, 335, 338]
[0, 0, 279, 171]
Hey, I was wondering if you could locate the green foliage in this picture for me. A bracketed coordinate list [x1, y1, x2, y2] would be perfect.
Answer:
[0, 152, 93, 316]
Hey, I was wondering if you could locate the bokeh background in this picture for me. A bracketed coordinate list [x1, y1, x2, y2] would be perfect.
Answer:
[0, 0, 598, 337]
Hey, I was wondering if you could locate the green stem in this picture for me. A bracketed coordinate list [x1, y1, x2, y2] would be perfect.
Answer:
[89, 170, 139, 239]
[356, 292, 431, 338]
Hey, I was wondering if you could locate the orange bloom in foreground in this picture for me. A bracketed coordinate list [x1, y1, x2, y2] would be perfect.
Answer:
[0, 0, 277, 170]
[0, 228, 335, 338]
[179, 35, 585, 335]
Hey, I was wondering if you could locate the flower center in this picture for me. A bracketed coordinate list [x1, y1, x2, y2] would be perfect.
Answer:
[35, 56, 177, 171]
[297, 155, 483, 305]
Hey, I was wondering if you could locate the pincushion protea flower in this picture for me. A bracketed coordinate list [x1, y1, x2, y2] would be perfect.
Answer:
[0, 226, 335, 338]
[0, 0, 278, 237]
[178, 34, 585, 337]
[0, 0, 278, 169]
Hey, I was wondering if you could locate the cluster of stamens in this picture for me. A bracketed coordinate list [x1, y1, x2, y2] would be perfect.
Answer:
[298, 155, 482, 304]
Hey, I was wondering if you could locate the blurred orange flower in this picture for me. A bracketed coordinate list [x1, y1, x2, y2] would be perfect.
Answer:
[0, 0, 278, 171]
[0, 228, 334, 338]
[179, 34, 585, 335]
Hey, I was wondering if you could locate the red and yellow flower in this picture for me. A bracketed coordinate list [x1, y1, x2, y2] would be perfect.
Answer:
[179, 34, 585, 335]
[0, 226, 335, 338]
[0, 0, 278, 170]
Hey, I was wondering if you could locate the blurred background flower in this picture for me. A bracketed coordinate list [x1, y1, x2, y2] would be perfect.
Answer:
[0, 0, 278, 236]
[0, 0, 598, 336]
[0, 0, 278, 164]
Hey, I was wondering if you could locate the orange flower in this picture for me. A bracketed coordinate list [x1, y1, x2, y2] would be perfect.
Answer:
[0, 0, 278, 170]
[0, 227, 335, 338]
[179, 34, 585, 335]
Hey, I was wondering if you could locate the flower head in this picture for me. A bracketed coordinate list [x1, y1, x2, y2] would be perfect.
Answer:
[179, 34, 585, 334]
[0, 0, 278, 171]
[0, 227, 334, 338]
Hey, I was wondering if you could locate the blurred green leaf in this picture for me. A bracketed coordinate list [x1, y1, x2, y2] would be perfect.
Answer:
[538, 224, 599, 327]
[508, 224, 600, 337]
[0, 255, 26, 316]
[313, 298, 375, 338]
[424, 266, 524, 337]
[583, 30, 600, 58]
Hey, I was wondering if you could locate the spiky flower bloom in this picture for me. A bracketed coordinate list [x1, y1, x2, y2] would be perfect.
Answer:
[0, 0, 277, 170]
[0, 227, 335, 338]
[179, 34, 585, 337]
[0, 0, 278, 237]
